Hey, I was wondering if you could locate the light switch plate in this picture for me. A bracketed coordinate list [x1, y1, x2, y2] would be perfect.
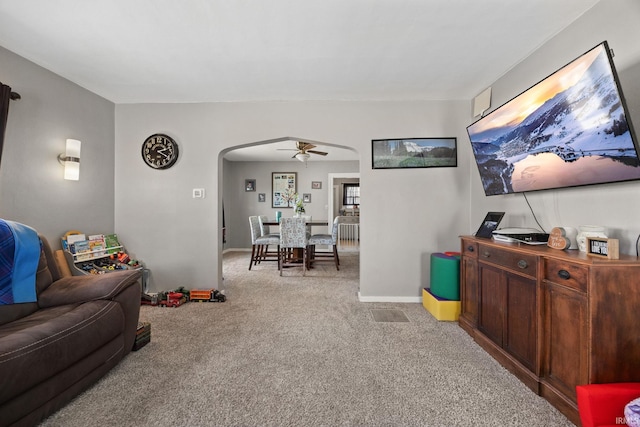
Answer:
[192, 188, 205, 199]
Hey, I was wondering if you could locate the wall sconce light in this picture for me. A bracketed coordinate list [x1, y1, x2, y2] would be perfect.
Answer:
[58, 139, 81, 180]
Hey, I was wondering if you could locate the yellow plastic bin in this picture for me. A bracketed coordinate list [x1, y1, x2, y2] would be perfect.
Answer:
[422, 288, 461, 321]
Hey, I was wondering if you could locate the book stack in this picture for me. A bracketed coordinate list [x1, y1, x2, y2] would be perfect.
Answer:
[132, 322, 151, 351]
[104, 234, 121, 254]
[88, 234, 106, 257]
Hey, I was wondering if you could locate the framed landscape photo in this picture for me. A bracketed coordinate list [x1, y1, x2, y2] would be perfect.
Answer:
[372, 137, 457, 169]
[272, 172, 297, 208]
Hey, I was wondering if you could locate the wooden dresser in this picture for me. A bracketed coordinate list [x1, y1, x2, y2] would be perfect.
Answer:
[459, 236, 640, 425]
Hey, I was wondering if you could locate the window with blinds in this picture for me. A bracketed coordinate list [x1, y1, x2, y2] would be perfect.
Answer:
[343, 183, 360, 206]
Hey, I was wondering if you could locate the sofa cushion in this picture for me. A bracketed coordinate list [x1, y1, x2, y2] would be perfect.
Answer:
[0, 300, 124, 405]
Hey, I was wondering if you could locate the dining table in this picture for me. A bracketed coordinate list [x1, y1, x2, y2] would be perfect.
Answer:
[262, 219, 329, 266]
[262, 219, 329, 227]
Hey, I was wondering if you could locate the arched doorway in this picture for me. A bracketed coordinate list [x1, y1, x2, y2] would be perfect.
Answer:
[218, 137, 360, 280]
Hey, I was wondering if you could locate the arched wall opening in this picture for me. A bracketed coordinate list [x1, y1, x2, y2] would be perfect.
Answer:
[218, 136, 360, 283]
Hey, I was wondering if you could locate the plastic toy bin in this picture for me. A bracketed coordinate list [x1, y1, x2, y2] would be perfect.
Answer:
[429, 252, 460, 300]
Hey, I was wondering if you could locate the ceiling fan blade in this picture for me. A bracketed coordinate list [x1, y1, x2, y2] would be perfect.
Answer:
[308, 150, 328, 156]
[276, 148, 298, 151]
[297, 142, 316, 151]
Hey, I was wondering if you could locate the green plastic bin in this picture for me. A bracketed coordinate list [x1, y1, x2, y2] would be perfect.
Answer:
[430, 253, 460, 301]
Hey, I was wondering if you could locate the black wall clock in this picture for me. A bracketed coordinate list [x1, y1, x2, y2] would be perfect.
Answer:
[142, 133, 179, 169]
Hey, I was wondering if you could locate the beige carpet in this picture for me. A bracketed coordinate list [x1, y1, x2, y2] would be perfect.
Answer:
[39, 251, 573, 426]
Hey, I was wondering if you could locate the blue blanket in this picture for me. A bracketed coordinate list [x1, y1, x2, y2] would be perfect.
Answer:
[0, 220, 40, 305]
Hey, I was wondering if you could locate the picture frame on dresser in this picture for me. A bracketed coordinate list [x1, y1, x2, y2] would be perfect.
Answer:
[586, 237, 619, 259]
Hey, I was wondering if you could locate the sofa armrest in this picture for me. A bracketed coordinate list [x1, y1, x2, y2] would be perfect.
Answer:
[38, 269, 142, 308]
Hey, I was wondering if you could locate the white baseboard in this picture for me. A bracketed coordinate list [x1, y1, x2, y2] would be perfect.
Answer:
[357, 292, 422, 303]
[223, 248, 251, 254]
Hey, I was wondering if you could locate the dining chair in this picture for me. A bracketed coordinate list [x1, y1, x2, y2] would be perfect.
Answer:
[279, 217, 309, 276]
[258, 215, 279, 237]
[308, 216, 340, 270]
[258, 215, 279, 261]
[248, 216, 279, 270]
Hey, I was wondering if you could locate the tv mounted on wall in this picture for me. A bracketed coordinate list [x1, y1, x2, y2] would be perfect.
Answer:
[467, 41, 640, 196]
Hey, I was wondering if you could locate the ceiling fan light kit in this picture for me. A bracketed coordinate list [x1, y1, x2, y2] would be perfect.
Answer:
[278, 141, 328, 162]
[295, 152, 310, 162]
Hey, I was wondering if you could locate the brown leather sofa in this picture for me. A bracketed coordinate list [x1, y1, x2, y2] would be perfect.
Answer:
[0, 235, 142, 427]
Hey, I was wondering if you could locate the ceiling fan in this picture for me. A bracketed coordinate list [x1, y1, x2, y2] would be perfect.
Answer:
[278, 141, 328, 162]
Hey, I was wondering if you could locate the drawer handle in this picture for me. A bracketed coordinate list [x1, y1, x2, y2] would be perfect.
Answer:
[517, 260, 528, 269]
[467, 245, 475, 252]
[557, 270, 571, 280]
[483, 251, 491, 258]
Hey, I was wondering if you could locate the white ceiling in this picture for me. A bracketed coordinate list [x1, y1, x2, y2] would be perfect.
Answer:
[223, 138, 359, 162]
[0, 0, 599, 161]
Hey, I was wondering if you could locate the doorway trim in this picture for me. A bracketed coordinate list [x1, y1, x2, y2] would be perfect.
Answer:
[327, 172, 360, 222]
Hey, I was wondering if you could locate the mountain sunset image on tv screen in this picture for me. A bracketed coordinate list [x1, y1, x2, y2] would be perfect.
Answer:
[467, 41, 640, 196]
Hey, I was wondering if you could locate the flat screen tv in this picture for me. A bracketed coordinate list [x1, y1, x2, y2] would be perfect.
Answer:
[467, 41, 640, 196]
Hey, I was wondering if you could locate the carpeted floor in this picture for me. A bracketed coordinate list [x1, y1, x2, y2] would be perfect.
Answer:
[39, 251, 573, 426]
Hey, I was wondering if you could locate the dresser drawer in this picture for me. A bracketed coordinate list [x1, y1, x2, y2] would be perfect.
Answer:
[543, 259, 588, 292]
[462, 239, 478, 258]
[478, 244, 538, 278]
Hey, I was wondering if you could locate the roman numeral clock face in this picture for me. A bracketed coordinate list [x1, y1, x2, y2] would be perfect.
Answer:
[142, 134, 179, 169]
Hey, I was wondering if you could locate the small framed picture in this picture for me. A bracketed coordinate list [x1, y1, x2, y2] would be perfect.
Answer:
[258, 193, 266, 202]
[245, 179, 256, 192]
[303, 193, 311, 203]
[311, 181, 322, 189]
[586, 237, 619, 260]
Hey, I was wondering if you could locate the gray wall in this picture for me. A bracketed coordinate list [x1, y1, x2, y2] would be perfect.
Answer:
[114, 100, 470, 298]
[468, 0, 640, 255]
[0, 46, 115, 243]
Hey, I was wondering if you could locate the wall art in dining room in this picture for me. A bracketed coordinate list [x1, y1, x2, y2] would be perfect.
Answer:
[272, 172, 297, 208]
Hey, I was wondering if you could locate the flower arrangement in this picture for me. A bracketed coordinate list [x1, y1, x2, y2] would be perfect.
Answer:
[281, 188, 305, 214]
[294, 196, 305, 215]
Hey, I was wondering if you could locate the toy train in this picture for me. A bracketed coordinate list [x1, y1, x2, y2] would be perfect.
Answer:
[141, 288, 225, 307]
[189, 289, 226, 303]
[141, 291, 185, 307]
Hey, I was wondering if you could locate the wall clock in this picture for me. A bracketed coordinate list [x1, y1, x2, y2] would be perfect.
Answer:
[141, 133, 179, 169]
